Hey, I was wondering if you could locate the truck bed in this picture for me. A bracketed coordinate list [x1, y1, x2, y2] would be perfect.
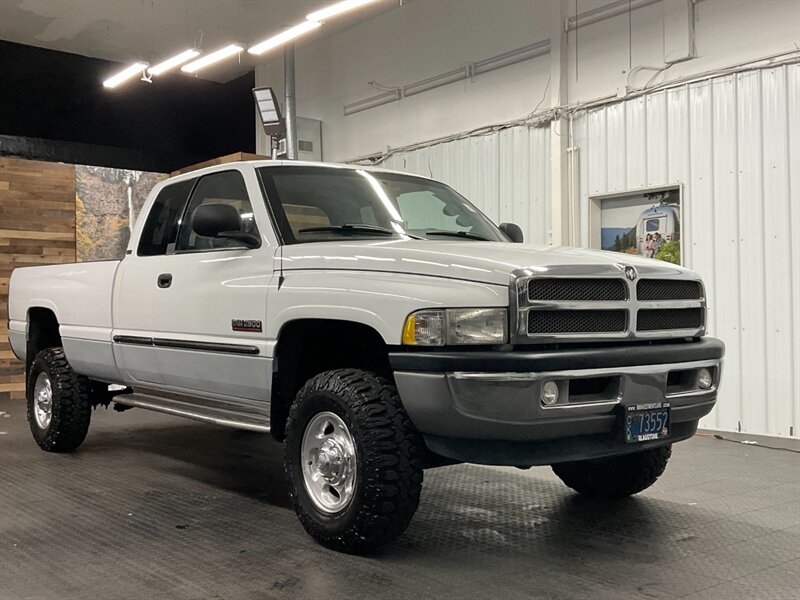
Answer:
[8, 260, 121, 380]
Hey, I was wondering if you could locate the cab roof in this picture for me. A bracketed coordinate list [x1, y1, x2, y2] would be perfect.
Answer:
[166, 159, 430, 185]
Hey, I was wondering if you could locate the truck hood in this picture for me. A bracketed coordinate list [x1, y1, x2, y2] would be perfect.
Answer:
[279, 240, 696, 286]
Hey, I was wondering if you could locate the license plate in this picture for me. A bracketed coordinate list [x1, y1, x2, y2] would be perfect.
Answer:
[625, 402, 670, 443]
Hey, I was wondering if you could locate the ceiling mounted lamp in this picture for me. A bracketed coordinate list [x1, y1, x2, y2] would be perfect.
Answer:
[247, 21, 321, 56]
[181, 44, 243, 73]
[103, 62, 148, 89]
[148, 49, 201, 76]
[306, 0, 376, 22]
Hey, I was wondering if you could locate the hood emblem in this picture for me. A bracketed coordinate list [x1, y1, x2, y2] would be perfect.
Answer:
[624, 266, 637, 281]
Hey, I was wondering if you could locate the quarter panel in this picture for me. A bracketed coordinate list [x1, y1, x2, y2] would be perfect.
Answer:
[9, 261, 119, 333]
[61, 338, 120, 381]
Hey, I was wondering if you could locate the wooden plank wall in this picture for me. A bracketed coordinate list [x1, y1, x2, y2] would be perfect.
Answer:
[170, 151, 268, 176]
[0, 157, 76, 401]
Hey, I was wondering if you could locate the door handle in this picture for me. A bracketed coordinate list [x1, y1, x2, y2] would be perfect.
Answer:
[157, 273, 173, 288]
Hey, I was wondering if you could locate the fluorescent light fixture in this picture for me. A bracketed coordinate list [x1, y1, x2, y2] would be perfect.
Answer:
[148, 49, 200, 76]
[181, 44, 243, 73]
[253, 86, 285, 136]
[306, 0, 375, 22]
[103, 62, 148, 88]
[248, 21, 321, 55]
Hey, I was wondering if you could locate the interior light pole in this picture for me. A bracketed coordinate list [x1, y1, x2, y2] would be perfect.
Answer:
[284, 44, 298, 160]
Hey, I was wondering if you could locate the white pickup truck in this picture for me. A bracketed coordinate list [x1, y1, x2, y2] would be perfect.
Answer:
[8, 160, 724, 552]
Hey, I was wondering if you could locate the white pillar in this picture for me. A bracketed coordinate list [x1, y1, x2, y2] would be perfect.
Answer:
[549, 0, 571, 246]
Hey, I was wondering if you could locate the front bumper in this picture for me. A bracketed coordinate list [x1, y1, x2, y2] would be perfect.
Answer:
[390, 338, 724, 466]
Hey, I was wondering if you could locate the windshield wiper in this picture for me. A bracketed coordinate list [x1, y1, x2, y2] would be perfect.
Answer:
[298, 224, 397, 236]
[425, 230, 492, 241]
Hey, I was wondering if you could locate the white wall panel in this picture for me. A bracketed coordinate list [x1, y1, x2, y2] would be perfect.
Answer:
[383, 126, 551, 245]
[736, 70, 769, 436]
[788, 62, 800, 440]
[573, 64, 800, 439]
[710, 75, 743, 434]
[760, 66, 796, 436]
[626, 96, 648, 191]
[645, 92, 669, 186]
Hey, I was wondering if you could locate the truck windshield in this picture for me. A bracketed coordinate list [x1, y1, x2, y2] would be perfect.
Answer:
[257, 166, 508, 244]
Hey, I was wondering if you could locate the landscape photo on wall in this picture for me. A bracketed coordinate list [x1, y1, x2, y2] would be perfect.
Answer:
[599, 188, 682, 265]
[76, 166, 165, 261]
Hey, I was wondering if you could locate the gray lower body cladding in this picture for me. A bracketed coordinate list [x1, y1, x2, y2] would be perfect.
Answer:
[390, 338, 724, 466]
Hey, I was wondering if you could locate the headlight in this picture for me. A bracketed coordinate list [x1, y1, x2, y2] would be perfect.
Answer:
[402, 308, 508, 346]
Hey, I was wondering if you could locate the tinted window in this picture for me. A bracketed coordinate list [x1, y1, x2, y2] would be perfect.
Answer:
[176, 171, 258, 252]
[137, 180, 193, 256]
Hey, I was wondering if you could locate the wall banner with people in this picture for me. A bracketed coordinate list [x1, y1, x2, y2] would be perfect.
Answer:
[588, 185, 683, 266]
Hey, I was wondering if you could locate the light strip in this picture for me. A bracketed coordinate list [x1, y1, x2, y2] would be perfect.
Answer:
[103, 62, 148, 88]
[248, 21, 321, 55]
[182, 44, 243, 73]
[148, 49, 200, 76]
[306, 0, 375, 22]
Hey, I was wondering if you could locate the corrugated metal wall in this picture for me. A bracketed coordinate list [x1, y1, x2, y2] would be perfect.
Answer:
[572, 64, 800, 438]
[382, 126, 552, 245]
[378, 63, 798, 438]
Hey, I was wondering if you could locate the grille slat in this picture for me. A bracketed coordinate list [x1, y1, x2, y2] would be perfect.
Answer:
[528, 310, 628, 335]
[528, 278, 627, 302]
[637, 308, 704, 331]
[637, 279, 703, 301]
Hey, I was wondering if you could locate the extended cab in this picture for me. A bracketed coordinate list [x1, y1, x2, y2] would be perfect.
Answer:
[8, 161, 724, 552]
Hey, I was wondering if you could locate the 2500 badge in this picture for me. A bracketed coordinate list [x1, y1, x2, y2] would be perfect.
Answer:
[232, 319, 263, 333]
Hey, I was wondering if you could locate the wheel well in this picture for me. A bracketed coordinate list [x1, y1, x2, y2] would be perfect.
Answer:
[26, 308, 62, 376]
[270, 319, 391, 442]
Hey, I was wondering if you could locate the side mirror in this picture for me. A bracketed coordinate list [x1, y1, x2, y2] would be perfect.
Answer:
[499, 222, 524, 243]
[192, 204, 261, 249]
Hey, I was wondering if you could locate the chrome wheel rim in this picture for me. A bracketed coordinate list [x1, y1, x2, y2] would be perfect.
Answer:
[301, 411, 357, 514]
[33, 372, 53, 430]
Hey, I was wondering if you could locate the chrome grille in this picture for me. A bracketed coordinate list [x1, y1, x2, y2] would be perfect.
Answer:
[513, 267, 706, 343]
[528, 278, 627, 302]
[637, 279, 703, 301]
[528, 310, 627, 334]
[638, 308, 704, 331]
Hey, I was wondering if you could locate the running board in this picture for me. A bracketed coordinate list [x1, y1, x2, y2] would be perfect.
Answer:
[113, 392, 270, 433]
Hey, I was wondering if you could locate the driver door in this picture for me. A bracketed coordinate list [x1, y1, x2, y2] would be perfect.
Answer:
[150, 167, 276, 409]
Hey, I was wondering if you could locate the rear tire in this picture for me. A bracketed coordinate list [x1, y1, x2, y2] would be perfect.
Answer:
[552, 445, 672, 499]
[26, 347, 92, 452]
[284, 369, 424, 553]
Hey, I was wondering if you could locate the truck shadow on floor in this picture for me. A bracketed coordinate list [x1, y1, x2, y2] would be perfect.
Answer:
[81, 413, 728, 565]
[84, 415, 294, 508]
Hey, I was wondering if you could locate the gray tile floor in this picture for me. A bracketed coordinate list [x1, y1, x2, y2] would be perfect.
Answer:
[1, 397, 798, 600]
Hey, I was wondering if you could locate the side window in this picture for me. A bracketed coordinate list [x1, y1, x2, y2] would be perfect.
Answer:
[645, 218, 661, 232]
[137, 180, 193, 256]
[176, 171, 258, 252]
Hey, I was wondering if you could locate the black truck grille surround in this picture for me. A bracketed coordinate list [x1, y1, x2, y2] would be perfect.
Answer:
[528, 310, 628, 334]
[528, 278, 627, 302]
[637, 279, 703, 301]
[518, 274, 706, 340]
[637, 308, 704, 331]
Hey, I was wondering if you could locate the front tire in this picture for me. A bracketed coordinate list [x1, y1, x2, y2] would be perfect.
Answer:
[26, 347, 92, 452]
[552, 445, 672, 499]
[284, 369, 424, 552]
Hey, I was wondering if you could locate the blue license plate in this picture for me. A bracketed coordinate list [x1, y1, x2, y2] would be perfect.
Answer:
[625, 403, 670, 443]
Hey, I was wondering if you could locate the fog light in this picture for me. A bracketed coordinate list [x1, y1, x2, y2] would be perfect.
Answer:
[541, 381, 560, 406]
[697, 368, 713, 390]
